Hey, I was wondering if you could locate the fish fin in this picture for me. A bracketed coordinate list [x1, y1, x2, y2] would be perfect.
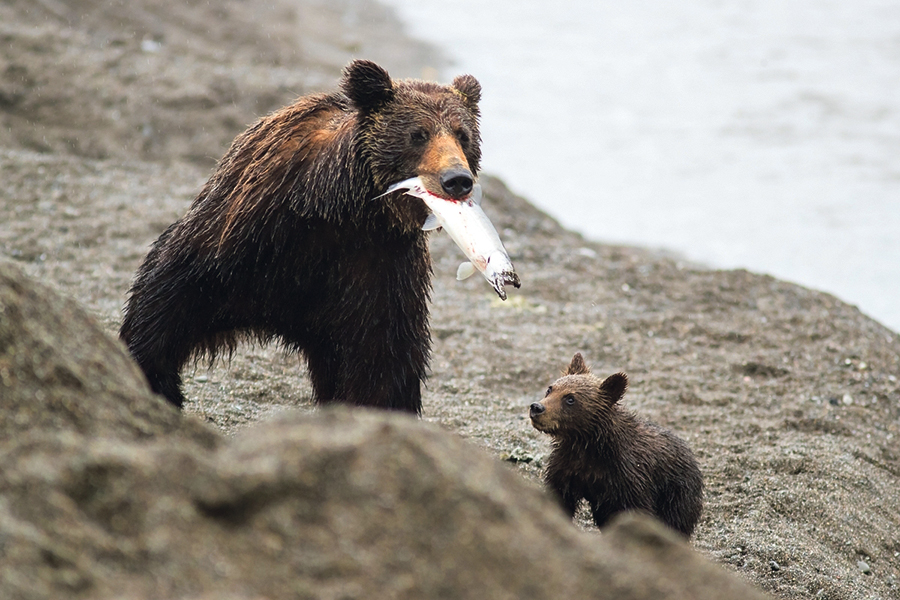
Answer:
[471, 182, 483, 205]
[422, 212, 441, 231]
[456, 262, 477, 281]
[373, 177, 425, 200]
[373, 187, 396, 200]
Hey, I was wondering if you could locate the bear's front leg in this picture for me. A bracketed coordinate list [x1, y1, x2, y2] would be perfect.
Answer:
[305, 235, 432, 414]
[543, 468, 583, 519]
[587, 496, 622, 530]
[307, 306, 429, 414]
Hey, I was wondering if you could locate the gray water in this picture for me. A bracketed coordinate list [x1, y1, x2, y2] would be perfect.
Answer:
[380, 0, 900, 333]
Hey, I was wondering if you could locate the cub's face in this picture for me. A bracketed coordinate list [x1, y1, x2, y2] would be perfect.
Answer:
[341, 60, 482, 200]
[529, 353, 628, 437]
[529, 375, 599, 435]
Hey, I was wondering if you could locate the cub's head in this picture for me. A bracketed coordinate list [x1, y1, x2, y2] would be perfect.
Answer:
[341, 59, 482, 201]
[529, 353, 628, 437]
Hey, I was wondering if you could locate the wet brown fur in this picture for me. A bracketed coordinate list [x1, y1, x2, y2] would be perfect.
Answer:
[416, 132, 469, 197]
[530, 353, 703, 536]
[120, 60, 482, 413]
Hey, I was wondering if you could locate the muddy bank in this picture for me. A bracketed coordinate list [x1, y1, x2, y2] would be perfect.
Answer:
[1, 1, 899, 598]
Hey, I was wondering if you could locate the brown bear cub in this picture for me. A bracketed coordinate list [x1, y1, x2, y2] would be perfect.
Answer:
[120, 60, 486, 414]
[530, 353, 703, 537]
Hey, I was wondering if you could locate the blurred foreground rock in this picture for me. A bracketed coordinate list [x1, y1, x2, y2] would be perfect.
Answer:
[0, 260, 216, 444]
[0, 261, 768, 599]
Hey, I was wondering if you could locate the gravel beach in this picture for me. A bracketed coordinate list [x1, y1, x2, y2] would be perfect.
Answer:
[2, 1, 899, 598]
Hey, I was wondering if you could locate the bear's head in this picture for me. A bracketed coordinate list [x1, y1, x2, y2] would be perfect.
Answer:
[341, 60, 482, 201]
[529, 353, 628, 437]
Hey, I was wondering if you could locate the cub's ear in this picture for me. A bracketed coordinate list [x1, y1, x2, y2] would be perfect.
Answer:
[452, 74, 481, 112]
[342, 60, 394, 111]
[600, 373, 628, 405]
[565, 352, 591, 375]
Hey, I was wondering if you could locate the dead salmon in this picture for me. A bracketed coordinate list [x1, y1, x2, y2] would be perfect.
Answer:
[379, 177, 521, 300]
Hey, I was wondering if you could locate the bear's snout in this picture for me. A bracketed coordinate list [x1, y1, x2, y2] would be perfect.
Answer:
[440, 168, 474, 198]
[529, 402, 546, 418]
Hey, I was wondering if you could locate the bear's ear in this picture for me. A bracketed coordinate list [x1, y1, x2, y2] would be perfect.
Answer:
[600, 373, 628, 405]
[341, 60, 394, 111]
[565, 352, 591, 376]
[452, 74, 481, 111]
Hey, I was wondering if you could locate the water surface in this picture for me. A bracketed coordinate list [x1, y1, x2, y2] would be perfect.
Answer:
[381, 0, 900, 332]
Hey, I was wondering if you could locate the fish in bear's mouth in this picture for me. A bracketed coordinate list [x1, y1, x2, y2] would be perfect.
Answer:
[378, 177, 521, 300]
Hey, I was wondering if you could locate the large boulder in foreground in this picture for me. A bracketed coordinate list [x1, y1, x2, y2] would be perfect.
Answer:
[0, 261, 768, 599]
[0, 261, 215, 445]
[1, 416, 770, 600]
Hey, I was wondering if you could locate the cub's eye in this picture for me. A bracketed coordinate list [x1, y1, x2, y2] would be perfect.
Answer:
[545, 386, 552, 397]
[410, 128, 429, 145]
[564, 395, 575, 406]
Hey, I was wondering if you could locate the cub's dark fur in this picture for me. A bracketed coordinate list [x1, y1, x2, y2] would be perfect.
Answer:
[530, 353, 703, 536]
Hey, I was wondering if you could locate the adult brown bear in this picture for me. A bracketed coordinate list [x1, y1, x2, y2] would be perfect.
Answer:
[120, 60, 507, 414]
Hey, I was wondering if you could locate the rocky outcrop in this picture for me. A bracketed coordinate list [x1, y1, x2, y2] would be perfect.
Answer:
[0, 261, 215, 444]
[0, 262, 768, 599]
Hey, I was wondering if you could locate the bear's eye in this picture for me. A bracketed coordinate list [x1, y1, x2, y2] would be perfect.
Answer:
[455, 128, 470, 146]
[410, 128, 429, 145]
[545, 386, 552, 397]
[564, 395, 575, 406]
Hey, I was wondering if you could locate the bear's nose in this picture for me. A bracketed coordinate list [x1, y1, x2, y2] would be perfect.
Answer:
[440, 169, 474, 198]
[529, 402, 545, 418]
